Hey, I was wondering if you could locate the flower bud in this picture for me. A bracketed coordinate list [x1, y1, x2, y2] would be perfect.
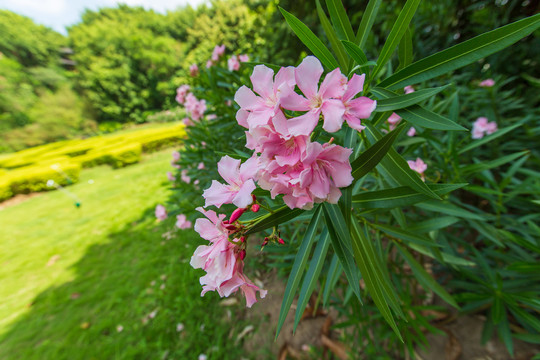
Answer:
[229, 207, 246, 223]
[251, 204, 260, 213]
[278, 238, 285, 245]
[240, 236, 246, 243]
[239, 250, 246, 260]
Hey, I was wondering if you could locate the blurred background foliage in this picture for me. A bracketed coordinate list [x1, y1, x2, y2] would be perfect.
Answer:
[1, 0, 539, 152]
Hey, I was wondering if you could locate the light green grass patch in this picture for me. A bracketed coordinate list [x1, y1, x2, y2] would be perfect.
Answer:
[0, 149, 254, 359]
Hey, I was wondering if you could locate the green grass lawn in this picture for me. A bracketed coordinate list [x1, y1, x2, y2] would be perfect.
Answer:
[0, 149, 255, 359]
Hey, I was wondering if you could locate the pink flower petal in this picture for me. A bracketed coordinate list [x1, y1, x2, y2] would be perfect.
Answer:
[251, 65, 275, 100]
[321, 99, 345, 133]
[295, 56, 323, 99]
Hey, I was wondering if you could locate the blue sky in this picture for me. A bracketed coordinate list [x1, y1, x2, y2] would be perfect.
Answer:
[0, 0, 207, 34]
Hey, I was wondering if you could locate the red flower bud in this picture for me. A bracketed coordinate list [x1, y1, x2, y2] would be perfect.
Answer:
[240, 236, 246, 243]
[229, 207, 246, 223]
[251, 204, 260, 213]
[278, 238, 285, 245]
[239, 250, 246, 260]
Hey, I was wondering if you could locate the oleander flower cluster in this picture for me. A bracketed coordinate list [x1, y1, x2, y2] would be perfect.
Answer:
[472, 117, 498, 139]
[191, 55, 377, 307]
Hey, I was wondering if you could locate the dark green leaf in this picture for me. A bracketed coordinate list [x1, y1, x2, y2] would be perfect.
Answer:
[323, 254, 342, 307]
[322, 203, 362, 301]
[350, 220, 403, 340]
[371, 87, 466, 131]
[372, 0, 421, 77]
[351, 123, 405, 181]
[355, 0, 381, 48]
[415, 201, 485, 220]
[373, 223, 441, 248]
[407, 216, 459, 233]
[458, 123, 521, 154]
[245, 206, 304, 235]
[379, 13, 540, 89]
[279, 7, 339, 70]
[461, 150, 529, 176]
[363, 122, 440, 199]
[342, 40, 368, 65]
[397, 28, 413, 71]
[372, 86, 449, 112]
[275, 206, 322, 339]
[316, 0, 349, 70]
[353, 183, 467, 208]
[294, 230, 330, 331]
[326, 0, 355, 41]
[395, 243, 459, 308]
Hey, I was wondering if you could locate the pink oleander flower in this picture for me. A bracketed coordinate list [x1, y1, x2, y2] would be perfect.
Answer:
[280, 56, 347, 135]
[234, 64, 295, 129]
[238, 54, 249, 62]
[479, 79, 495, 87]
[407, 158, 427, 181]
[172, 151, 180, 162]
[207, 114, 217, 120]
[298, 141, 353, 206]
[198, 162, 205, 170]
[189, 64, 199, 77]
[167, 171, 176, 182]
[206, 60, 213, 68]
[407, 127, 416, 137]
[219, 260, 267, 308]
[341, 73, 377, 131]
[472, 116, 498, 139]
[203, 156, 259, 208]
[175, 85, 190, 104]
[387, 113, 401, 131]
[211, 44, 226, 62]
[228, 55, 240, 71]
[185, 93, 207, 121]
[190, 207, 266, 307]
[485, 121, 497, 135]
[176, 214, 192, 229]
[226, 100, 232, 106]
[181, 169, 191, 183]
[183, 117, 194, 126]
[155, 204, 167, 220]
[404, 85, 415, 94]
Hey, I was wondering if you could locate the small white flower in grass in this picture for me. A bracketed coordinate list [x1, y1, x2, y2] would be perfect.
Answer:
[176, 323, 184, 332]
[116, 325, 124, 332]
[160, 284, 166, 290]
[198, 354, 207, 360]
[149, 310, 158, 319]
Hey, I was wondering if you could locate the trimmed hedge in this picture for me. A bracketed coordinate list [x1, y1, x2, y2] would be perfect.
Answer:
[0, 122, 185, 201]
[7, 162, 81, 195]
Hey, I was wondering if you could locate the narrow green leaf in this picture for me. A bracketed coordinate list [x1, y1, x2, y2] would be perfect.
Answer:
[373, 223, 441, 248]
[415, 200, 485, 220]
[461, 150, 529, 176]
[397, 28, 413, 71]
[350, 221, 403, 340]
[275, 206, 322, 339]
[353, 183, 467, 208]
[245, 206, 304, 235]
[395, 243, 459, 308]
[379, 13, 540, 89]
[316, 0, 349, 70]
[279, 7, 339, 70]
[363, 122, 440, 199]
[350, 123, 405, 181]
[372, 87, 466, 130]
[458, 123, 521, 154]
[323, 254, 342, 307]
[322, 203, 362, 301]
[355, 0, 381, 48]
[326, 0, 355, 41]
[340, 127, 356, 228]
[407, 216, 459, 233]
[294, 230, 330, 331]
[342, 40, 368, 65]
[409, 243, 476, 266]
[372, 0, 421, 77]
[372, 86, 448, 112]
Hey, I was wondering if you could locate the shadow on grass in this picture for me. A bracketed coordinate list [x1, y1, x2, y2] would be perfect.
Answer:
[0, 206, 249, 360]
